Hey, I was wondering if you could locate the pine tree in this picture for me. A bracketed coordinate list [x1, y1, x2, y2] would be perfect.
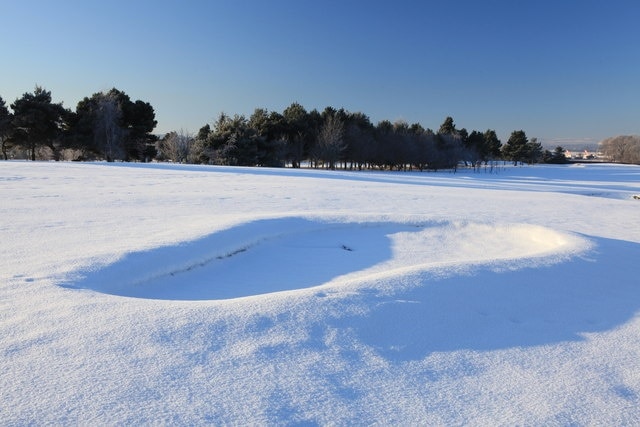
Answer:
[11, 86, 67, 161]
[502, 130, 529, 165]
[0, 96, 12, 160]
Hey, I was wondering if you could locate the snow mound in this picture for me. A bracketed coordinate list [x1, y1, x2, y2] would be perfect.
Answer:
[66, 218, 586, 301]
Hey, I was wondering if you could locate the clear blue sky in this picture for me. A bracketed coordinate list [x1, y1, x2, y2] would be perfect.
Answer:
[1, 0, 638, 147]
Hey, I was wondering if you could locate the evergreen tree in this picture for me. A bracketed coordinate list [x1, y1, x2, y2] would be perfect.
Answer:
[343, 111, 375, 170]
[502, 130, 529, 165]
[205, 113, 258, 166]
[483, 129, 502, 159]
[11, 86, 68, 161]
[0, 96, 13, 160]
[438, 116, 456, 135]
[526, 137, 544, 164]
[435, 117, 463, 170]
[69, 88, 157, 161]
[282, 102, 310, 168]
[125, 99, 157, 161]
[247, 108, 285, 167]
[190, 124, 213, 164]
[543, 146, 569, 164]
[465, 130, 485, 164]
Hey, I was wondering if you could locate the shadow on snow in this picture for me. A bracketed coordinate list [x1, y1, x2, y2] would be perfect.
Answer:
[61, 214, 640, 358]
[63, 218, 417, 301]
[349, 235, 640, 361]
[102, 161, 640, 199]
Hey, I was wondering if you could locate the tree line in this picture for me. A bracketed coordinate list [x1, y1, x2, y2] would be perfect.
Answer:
[0, 86, 157, 162]
[1, 85, 564, 168]
[159, 105, 551, 170]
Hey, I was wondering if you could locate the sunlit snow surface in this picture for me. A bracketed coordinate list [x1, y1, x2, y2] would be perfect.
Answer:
[2, 161, 640, 425]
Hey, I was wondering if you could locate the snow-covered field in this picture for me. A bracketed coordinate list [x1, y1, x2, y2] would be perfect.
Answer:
[2, 161, 640, 425]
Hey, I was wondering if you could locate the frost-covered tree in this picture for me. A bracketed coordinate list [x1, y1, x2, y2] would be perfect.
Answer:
[315, 114, 345, 170]
[157, 130, 194, 163]
[94, 92, 124, 162]
[600, 135, 640, 164]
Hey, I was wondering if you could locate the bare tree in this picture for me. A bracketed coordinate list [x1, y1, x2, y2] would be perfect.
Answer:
[601, 135, 640, 164]
[315, 115, 345, 170]
[158, 130, 194, 163]
[94, 92, 123, 161]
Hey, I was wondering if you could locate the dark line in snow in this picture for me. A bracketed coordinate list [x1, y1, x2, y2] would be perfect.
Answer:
[216, 247, 249, 260]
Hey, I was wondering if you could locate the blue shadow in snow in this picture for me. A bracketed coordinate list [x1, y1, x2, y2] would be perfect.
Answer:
[62, 218, 420, 301]
[101, 162, 640, 197]
[350, 236, 640, 361]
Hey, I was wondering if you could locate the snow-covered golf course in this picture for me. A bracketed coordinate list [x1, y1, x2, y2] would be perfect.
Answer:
[2, 161, 639, 425]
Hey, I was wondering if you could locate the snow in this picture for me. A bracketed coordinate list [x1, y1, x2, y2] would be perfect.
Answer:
[1, 161, 640, 425]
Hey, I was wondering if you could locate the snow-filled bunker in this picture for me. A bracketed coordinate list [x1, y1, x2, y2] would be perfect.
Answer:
[65, 218, 585, 301]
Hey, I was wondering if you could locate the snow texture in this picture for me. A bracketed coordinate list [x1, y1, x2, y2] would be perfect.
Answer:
[2, 161, 640, 425]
